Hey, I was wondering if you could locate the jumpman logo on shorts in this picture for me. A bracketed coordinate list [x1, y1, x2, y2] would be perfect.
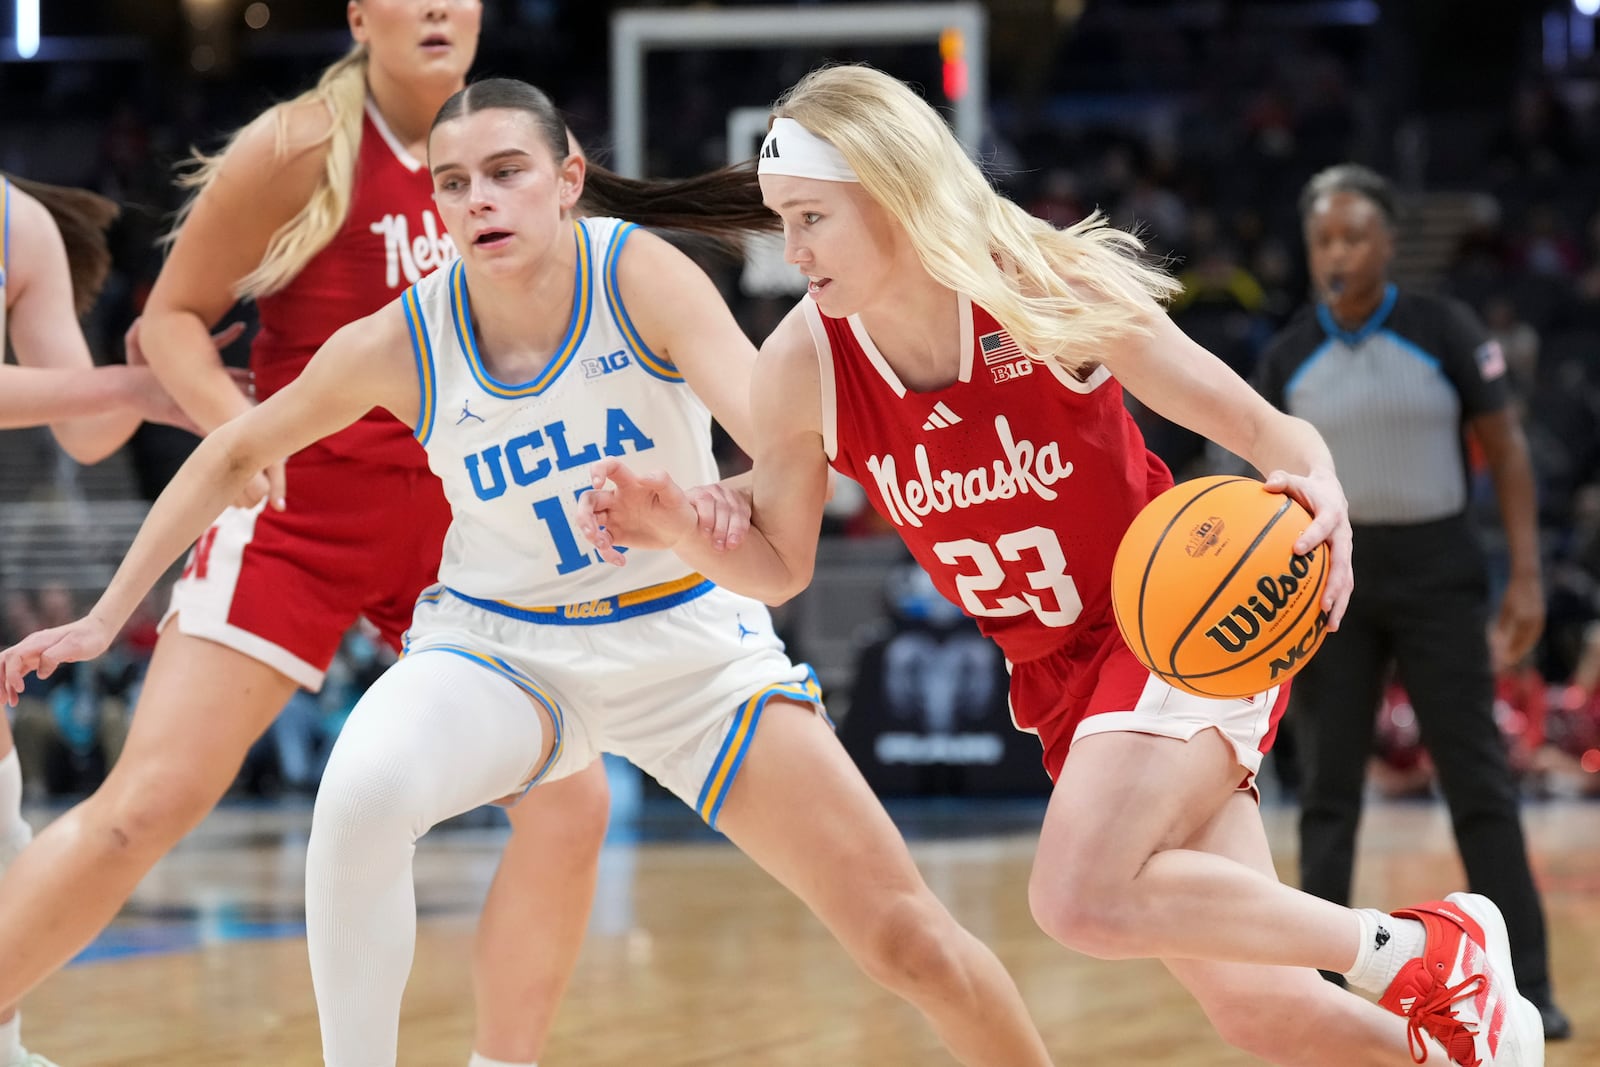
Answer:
[736, 615, 758, 643]
[457, 399, 485, 425]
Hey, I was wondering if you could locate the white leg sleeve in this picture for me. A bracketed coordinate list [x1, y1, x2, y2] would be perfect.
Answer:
[0, 750, 32, 870]
[306, 651, 547, 1067]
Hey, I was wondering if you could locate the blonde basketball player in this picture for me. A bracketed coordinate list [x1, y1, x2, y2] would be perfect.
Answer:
[576, 65, 1547, 1067]
[0, 172, 237, 1067]
[0, 79, 1056, 1067]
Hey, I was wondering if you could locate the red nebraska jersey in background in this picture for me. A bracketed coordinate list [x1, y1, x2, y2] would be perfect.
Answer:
[251, 104, 456, 467]
[810, 294, 1172, 664]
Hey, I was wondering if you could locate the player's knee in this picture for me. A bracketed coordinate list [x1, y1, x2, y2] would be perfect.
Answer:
[1027, 870, 1137, 960]
[1196, 982, 1321, 1057]
[98, 765, 226, 854]
[536, 768, 610, 864]
[0, 818, 32, 874]
[852, 891, 966, 996]
[1202, 995, 1281, 1056]
[313, 748, 427, 845]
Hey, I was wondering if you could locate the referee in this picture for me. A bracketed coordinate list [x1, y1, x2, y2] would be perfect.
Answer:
[1256, 163, 1570, 1039]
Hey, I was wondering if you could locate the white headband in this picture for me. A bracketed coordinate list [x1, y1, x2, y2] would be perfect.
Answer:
[757, 117, 859, 183]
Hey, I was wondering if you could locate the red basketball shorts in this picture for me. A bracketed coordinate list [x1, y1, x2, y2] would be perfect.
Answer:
[162, 449, 452, 690]
[1008, 622, 1290, 790]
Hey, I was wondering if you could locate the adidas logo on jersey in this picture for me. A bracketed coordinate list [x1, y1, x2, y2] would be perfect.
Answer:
[922, 402, 962, 431]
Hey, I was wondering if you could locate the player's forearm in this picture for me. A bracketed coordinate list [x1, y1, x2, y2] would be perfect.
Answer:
[672, 521, 813, 606]
[47, 411, 143, 464]
[0, 366, 142, 451]
[139, 310, 252, 435]
[90, 422, 262, 631]
[1245, 412, 1337, 482]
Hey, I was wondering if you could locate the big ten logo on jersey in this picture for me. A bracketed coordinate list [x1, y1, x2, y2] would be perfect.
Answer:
[463, 408, 655, 575]
[370, 210, 457, 289]
[582, 349, 632, 380]
[978, 328, 1034, 384]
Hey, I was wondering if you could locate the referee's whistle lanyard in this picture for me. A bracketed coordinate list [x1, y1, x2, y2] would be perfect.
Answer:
[1316, 283, 1398, 347]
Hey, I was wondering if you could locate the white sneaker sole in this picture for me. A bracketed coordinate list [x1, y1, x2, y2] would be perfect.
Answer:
[1446, 892, 1545, 1067]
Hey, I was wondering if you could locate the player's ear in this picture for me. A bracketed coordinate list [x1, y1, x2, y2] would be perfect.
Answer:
[347, 0, 368, 44]
[558, 152, 586, 213]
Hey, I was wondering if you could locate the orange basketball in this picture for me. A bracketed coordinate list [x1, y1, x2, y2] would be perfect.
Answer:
[1110, 475, 1330, 698]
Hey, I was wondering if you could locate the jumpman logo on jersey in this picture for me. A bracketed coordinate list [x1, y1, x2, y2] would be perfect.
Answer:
[736, 615, 759, 643]
[457, 400, 485, 426]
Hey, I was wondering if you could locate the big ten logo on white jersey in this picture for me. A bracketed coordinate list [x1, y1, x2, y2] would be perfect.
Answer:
[371, 210, 458, 289]
[460, 407, 656, 575]
[581, 349, 632, 380]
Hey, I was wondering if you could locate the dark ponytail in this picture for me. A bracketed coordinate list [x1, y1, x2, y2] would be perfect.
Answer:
[432, 78, 777, 249]
[4, 174, 119, 315]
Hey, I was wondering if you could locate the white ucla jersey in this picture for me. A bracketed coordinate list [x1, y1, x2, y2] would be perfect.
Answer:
[401, 217, 720, 608]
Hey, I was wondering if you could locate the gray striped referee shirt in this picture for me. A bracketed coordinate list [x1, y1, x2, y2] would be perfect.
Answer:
[1255, 284, 1510, 524]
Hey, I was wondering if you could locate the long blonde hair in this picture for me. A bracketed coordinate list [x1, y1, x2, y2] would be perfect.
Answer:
[773, 66, 1180, 373]
[167, 45, 370, 299]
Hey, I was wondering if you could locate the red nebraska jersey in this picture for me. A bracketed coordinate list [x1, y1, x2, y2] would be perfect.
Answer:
[810, 294, 1172, 664]
[252, 103, 456, 467]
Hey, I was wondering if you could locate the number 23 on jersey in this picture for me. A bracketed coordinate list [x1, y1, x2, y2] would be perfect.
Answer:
[932, 525, 1082, 626]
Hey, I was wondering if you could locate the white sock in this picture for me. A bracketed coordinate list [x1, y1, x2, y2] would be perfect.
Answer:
[0, 1012, 21, 1063]
[1343, 908, 1426, 995]
[306, 652, 546, 1067]
[469, 1055, 537, 1067]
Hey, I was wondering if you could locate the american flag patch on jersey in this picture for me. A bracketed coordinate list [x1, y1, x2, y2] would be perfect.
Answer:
[979, 330, 1024, 366]
[1475, 339, 1507, 381]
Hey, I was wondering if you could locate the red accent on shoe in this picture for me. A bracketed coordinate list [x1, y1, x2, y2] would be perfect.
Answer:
[1379, 900, 1500, 1066]
[1382, 959, 1487, 1065]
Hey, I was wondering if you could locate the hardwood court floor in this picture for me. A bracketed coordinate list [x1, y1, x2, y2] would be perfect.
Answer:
[17, 798, 1600, 1066]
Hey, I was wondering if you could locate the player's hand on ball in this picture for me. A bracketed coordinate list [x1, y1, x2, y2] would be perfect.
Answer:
[1263, 466, 1352, 629]
[577, 458, 699, 566]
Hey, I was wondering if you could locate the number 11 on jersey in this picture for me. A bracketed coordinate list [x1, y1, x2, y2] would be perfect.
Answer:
[531, 488, 613, 575]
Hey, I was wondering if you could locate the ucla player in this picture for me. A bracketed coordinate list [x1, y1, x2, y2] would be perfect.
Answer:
[0, 79, 1057, 1067]
[578, 66, 1547, 1067]
[0, 6, 614, 1065]
[0, 171, 224, 1067]
[1, 174, 208, 435]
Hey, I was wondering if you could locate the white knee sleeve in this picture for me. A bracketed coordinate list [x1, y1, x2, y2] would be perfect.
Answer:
[0, 750, 33, 872]
[306, 651, 547, 1067]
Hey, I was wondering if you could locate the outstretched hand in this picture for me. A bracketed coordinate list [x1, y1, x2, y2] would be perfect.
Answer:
[575, 458, 699, 567]
[1263, 467, 1353, 629]
[0, 616, 116, 708]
